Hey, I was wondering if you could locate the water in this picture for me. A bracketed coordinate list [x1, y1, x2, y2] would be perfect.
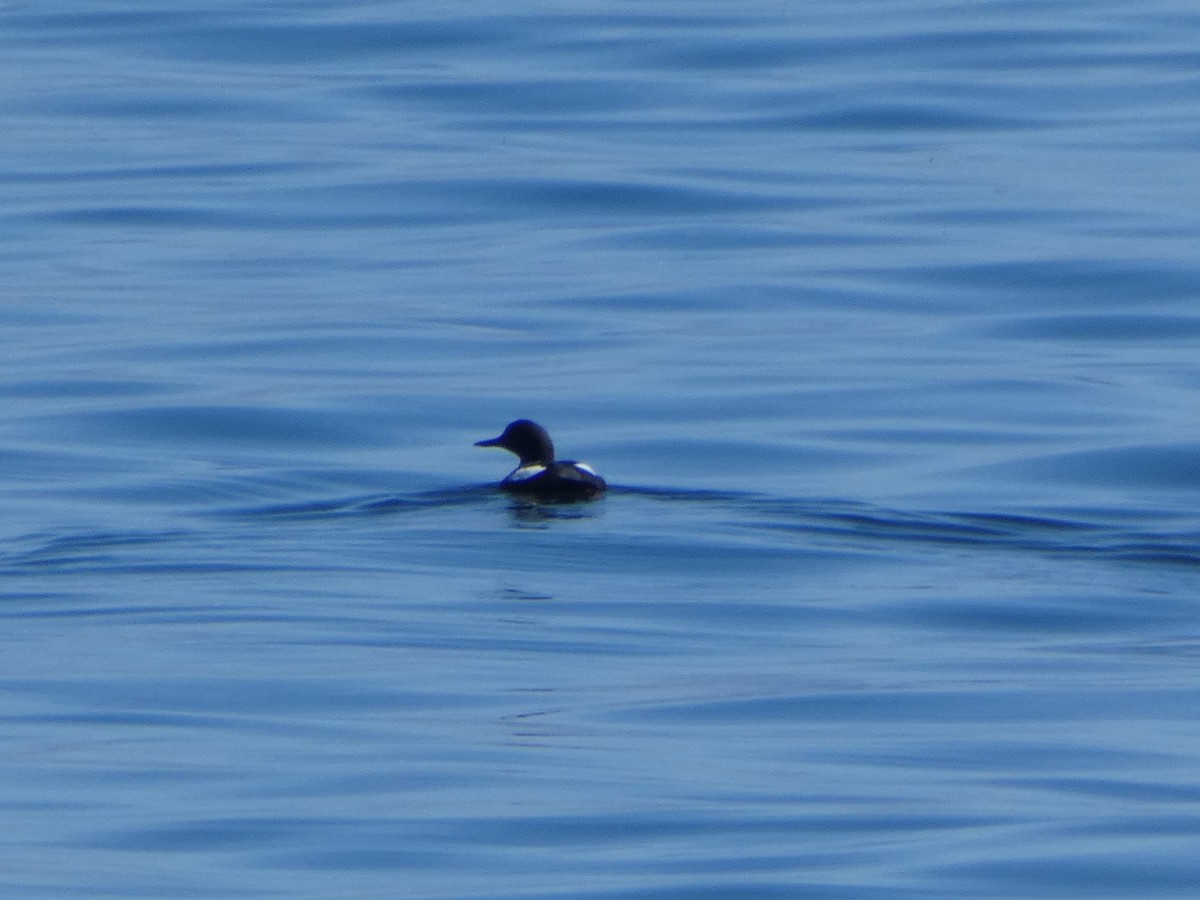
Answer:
[3, 1, 1200, 897]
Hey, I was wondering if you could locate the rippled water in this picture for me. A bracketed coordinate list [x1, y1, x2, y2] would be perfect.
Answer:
[4, 1, 1200, 897]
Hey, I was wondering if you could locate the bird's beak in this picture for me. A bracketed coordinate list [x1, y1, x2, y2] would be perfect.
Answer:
[475, 436, 502, 448]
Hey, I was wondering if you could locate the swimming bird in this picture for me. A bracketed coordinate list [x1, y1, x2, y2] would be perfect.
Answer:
[475, 419, 606, 502]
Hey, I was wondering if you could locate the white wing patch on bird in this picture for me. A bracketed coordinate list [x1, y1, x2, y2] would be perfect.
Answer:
[506, 464, 547, 482]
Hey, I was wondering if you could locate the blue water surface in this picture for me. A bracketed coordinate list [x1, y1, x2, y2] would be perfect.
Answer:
[3, 1, 1200, 897]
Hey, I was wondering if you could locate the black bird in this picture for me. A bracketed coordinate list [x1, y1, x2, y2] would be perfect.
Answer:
[475, 419, 606, 502]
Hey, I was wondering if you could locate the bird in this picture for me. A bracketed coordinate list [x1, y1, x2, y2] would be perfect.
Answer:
[475, 419, 606, 502]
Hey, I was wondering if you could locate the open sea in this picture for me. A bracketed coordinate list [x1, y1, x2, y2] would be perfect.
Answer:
[4, 1, 1200, 897]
